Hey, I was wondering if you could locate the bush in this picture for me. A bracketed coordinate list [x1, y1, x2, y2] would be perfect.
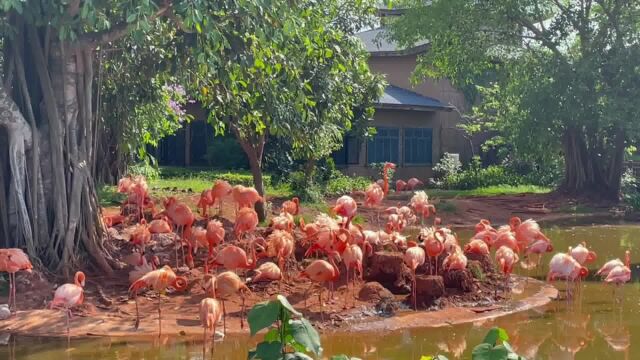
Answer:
[289, 171, 324, 202]
[204, 137, 249, 169]
[622, 168, 640, 211]
[158, 167, 271, 187]
[432, 153, 462, 181]
[325, 170, 371, 197]
[440, 157, 524, 190]
[128, 162, 160, 180]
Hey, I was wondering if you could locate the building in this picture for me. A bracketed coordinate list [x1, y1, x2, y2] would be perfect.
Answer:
[333, 10, 471, 180]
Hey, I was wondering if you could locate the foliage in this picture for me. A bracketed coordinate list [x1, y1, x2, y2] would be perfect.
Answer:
[289, 171, 325, 203]
[205, 136, 250, 170]
[622, 169, 640, 211]
[432, 153, 462, 181]
[427, 185, 550, 198]
[389, 0, 640, 198]
[127, 162, 160, 180]
[325, 171, 371, 197]
[472, 327, 524, 360]
[247, 295, 321, 360]
[370, 162, 395, 183]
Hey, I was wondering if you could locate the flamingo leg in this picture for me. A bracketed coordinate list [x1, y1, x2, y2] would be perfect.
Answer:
[212, 319, 217, 355]
[203, 324, 207, 358]
[158, 293, 162, 337]
[66, 307, 71, 346]
[134, 294, 140, 330]
[241, 295, 245, 330]
[413, 269, 417, 311]
[222, 300, 227, 336]
[344, 268, 349, 309]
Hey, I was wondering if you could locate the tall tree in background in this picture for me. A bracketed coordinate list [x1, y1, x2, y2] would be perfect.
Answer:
[0, 0, 300, 273]
[194, 0, 385, 221]
[389, 0, 640, 199]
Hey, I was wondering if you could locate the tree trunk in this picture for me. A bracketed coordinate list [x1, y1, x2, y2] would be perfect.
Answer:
[248, 154, 267, 221]
[304, 158, 316, 185]
[1, 23, 113, 275]
[560, 126, 621, 200]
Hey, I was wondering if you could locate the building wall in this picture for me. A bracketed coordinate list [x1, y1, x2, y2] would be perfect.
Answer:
[339, 109, 440, 179]
[368, 54, 472, 162]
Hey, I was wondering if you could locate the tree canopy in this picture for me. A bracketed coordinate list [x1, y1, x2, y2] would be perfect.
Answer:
[388, 0, 640, 199]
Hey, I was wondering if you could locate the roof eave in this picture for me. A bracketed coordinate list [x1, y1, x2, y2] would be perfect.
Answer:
[375, 103, 454, 112]
[368, 43, 430, 57]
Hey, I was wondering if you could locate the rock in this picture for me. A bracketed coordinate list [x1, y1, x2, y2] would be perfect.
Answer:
[412, 275, 445, 308]
[465, 253, 494, 273]
[0, 304, 10, 320]
[365, 252, 412, 294]
[375, 297, 398, 317]
[443, 269, 475, 292]
[358, 282, 394, 302]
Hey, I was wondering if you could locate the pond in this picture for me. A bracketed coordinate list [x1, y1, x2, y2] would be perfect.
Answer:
[2, 224, 640, 359]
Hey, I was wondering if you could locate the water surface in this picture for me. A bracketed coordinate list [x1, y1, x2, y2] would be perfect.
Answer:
[2, 224, 639, 359]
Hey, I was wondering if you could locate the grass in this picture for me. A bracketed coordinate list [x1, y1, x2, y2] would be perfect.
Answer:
[425, 185, 551, 199]
[556, 203, 597, 214]
[437, 200, 458, 213]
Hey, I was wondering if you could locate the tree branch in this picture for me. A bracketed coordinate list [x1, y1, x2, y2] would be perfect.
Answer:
[79, 3, 172, 48]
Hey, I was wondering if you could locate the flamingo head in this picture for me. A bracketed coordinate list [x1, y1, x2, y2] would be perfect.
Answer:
[579, 266, 589, 279]
[74, 271, 86, 287]
[407, 240, 418, 248]
[587, 251, 597, 263]
[384, 162, 396, 170]
[151, 256, 160, 268]
[509, 216, 522, 230]
[546, 243, 554, 253]
[328, 250, 342, 264]
[163, 196, 177, 209]
[434, 217, 442, 225]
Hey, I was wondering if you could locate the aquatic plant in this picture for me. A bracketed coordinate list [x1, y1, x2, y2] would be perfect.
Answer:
[421, 327, 525, 360]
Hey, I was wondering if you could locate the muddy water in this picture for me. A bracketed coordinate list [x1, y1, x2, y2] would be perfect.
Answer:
[2, 224, 640, 359]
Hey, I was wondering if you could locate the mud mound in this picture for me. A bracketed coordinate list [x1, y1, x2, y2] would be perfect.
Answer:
[365, 252, 412, 294]
[465, 253, 494, 273]
[443, 269, 474, 292]
[358, 282, 394, 302]
[412, 275, 445, 308]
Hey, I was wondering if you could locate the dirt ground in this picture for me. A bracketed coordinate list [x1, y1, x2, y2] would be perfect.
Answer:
[0, 190, 600, 338]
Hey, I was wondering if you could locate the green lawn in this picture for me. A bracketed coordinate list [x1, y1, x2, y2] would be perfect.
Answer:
[424, 185, 551, 198]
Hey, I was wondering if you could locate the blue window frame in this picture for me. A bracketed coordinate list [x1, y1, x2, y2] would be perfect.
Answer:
[368, 127, 399, 164]
[404, 128, 433, 165]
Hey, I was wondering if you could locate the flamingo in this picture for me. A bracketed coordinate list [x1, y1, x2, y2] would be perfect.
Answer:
[420, 228, 444, 275]
[249, 262, 282, 283]
[206, 220, 225, 261]
[264, 230, 295, 276]
[50, 271, 85, 340]
[209, 244, 257, 273]
[149, 217, 172, 235]
[510, 217, 550, 251]
[211, 180, 233, 216]
[333, 195, 357, 228]
[128, 255, 160, 283]
[234, 207, 259, 241]
[495, 246, 519, 289]
[403, 244, 425, 310]
[406, 177, 424, 190]
[365, 183, 385, 224]
[570, 242, 597, 265]
[299, 251, 341, 316]
[410, 191, 436, 224]
[129, 265, 188, 335]
[343, 244, 364, 308]
[597, 251, 631, 278]
[442, 248, 468, 272]
[474, 219, 495, 233]
[188, 226, 208, 268]
[463, 239, 490, 256]
[547, 252, 588, 299]
[395, 179, 407, 192]
[270, 211, 295, 233]
[200, 297, 223, 355]
[380, 162, 396, 196]
[163, 197, 195, 268]
[282, 197, 300, 216]
[214, 271, 251, 332]
[492, 226, 519, 252]
[0, 248, 32, 313]
[130, 219, 151, 252]
[197, 189, 215, 218]
[385, 213, 406, 233]
[232, 185, 263, 214]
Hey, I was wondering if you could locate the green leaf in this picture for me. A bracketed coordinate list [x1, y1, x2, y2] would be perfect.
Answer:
[249, 341, 283, 360]
[263, 328, 280, 342]
[472, 343, 509, 360]
[248, 300, 281, 336]
[126, 13, 137, 23]
[289, 318, 321, 356]
[277, 295, 301, 316]
[195, 22, 202, 33]
[482, 327, 509, 345]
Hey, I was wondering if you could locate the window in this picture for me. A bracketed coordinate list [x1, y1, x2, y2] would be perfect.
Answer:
[404, 128, 433, 165]
[333, 136, 360, 165]
[368, 127, 399, 164]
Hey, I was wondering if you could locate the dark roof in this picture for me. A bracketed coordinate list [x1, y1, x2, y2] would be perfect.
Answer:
[377, 85, 453, 112]
[356, 28, 429, 56]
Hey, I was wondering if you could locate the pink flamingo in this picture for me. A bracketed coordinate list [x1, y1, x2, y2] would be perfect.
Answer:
[404, 243, 426, 310]
[50, 271, 85, 340]
[282, 197, 300, 216]
[249, 262, 282, 283]
[163, 197, 195, 267]
[299, 251, 341, 316]
[211, 180, 233, 215]
[206, 220, 225, 261]
[234, 207, 258, 241]
[333, 195, 357, 228]
[0, 248, 32, 312]
[410, 191, 436, 224]
[570, 242, 597, 265]
[200, 297, 223, 355]
[396, 179, 407, 192]
[495, 246, 519, 290]
[343, 244, 364, 308]
[421, 229, 444, 275]
[406, 177, 424, 190]
[209, 244, 257, 273]
[232, 185, 263, 214]
[464, 239, 490, 256]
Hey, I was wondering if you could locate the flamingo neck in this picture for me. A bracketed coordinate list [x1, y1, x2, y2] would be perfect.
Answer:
[382, 167, 390, 196]
[329, 257, 340, 279]
[625, 252, 631, 268]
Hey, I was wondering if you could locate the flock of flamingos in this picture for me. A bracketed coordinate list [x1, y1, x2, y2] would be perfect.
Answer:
[0, 162, 633, 348]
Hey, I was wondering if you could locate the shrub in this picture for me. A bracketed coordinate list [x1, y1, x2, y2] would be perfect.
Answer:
[325, 170, 371, 197]
[158, 167, 271, 187]
[128, 162, 160, 180]
[432, 153, 462, 181]
[441, 157, 524, 190]
[622, 168, 640, 211]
